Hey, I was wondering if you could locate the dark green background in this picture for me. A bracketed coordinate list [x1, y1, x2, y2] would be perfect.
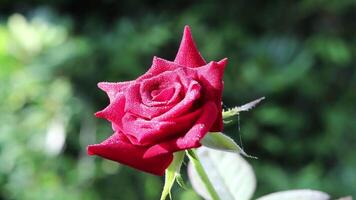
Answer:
[0, 0, 355, 199]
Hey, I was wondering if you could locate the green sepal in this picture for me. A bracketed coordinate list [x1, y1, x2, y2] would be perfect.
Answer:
[222, 97, 265, 121]
[201, 132, 257, 159]
[160, 151, 185, 200]
[175, 173, 187, 189]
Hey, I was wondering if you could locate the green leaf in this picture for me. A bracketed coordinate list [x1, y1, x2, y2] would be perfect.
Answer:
[223, 97, 265, 120]
[256, 189, 330, 200]
[188, 147, 256, 200]
[160, 151, 185, 200]
[201, 132, 257, 159]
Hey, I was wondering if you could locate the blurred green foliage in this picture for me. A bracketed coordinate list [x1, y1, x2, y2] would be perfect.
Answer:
[0, 1, 355, 199]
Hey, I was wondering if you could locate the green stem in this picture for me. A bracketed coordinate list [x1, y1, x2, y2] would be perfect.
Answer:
[187, 149, 220, 200]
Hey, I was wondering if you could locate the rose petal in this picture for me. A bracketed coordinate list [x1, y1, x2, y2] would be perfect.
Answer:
[138, 57, 182, 81]
[174, 25, 206, 67]
[95, 95, 125, 129]
[151, 87, 175, 102]
[126, 69, 200, 119]
[154, 80, 201, 121]
[140, 74, 183, 107]
[194, 59, 227, 90]
[98, 81, 133, 102]
[143, 101, 218, 158]
[122, 108, 202, 145]
[87, 132, 173, 176]
[125, 83, 173, 119]
[193, 58, 228, 131]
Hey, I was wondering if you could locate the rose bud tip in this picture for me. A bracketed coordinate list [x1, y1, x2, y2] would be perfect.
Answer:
[97, 82, 109, 91]
[175, 25, 206, 67]
[184, 25, 191, 32]
[218, 58, 228, 65]
[94, 110, 105, 118]
[87, 145, 96, 155]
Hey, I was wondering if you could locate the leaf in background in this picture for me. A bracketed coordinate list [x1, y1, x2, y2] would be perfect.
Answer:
[336, 196, 353, 200]
[188, 147, 256, 200]
[160, 151, 185, 200]
[201, 132, 257, 159]
[256, 189, 330, 200]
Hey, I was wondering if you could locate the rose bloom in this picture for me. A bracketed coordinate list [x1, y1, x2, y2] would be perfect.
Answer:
[87, 26, 227, 175]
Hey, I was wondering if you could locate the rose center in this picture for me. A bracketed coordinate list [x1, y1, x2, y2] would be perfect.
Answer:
[140, 73, 184, 107]
[151, 87, 175, 102]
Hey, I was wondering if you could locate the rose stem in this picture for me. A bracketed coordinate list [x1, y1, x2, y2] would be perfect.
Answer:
[186, 149, 220, 200]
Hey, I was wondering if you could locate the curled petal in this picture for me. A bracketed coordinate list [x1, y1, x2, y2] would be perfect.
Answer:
[193, 58, 228, 131]
[194, 59, 227, 90]
[87, 132, 173, 176]
[140, 74, 183, 107]
[154, 80, 201, 121]
[125, 69, 199, 119]
[138, 57, 182, 81]
[143, 101, 218, 158]
[174, 25, 206, 67]
[98, 81, 133, 102]
[95, 95, 125, 125]
[125, 83, 173, 119]
[122, 108, 202, 145]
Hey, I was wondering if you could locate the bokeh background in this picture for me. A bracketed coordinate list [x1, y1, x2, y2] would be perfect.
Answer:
[0, 0, 355, 199]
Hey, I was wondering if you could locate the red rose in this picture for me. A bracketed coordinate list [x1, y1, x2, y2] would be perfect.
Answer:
[87, 26, 227, 175]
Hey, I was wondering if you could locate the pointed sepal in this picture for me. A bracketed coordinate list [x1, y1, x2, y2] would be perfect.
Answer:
[201, 132, 257, 159]
[160, 151, 185, 200]
[223, 97, 265, 121]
